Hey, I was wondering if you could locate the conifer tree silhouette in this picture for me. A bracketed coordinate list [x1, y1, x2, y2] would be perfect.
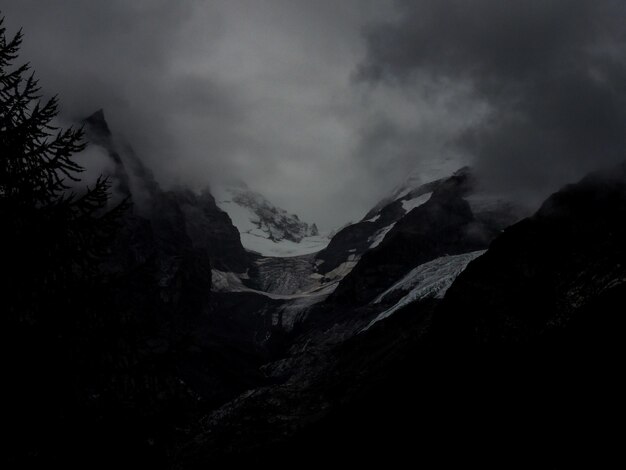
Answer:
[0, 16, 126, 320]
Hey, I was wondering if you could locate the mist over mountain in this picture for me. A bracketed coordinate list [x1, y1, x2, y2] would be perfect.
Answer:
[359, 0, 626, 205]
[3, 3, 626, 468]
[11, 1, 626, 226]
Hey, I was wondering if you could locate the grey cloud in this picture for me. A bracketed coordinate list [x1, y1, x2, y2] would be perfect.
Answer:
[359, 0, 626, 203]
[1, 0, 399, 230]
[5, 0, 617, 230]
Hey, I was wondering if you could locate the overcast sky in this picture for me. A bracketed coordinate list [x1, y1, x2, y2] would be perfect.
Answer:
[3, 0, 626, 230]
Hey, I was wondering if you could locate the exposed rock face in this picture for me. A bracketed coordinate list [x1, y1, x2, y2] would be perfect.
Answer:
[176, 163, 626, 466]
[434, 162, 626, 345]
[58, 113, 622, 466]
[168, 189, 250, 273]
[329, 169, 497, 305]
[84, 108, 274, 370]
[172, 171, 514, 465]
[84, 110, 251, 274]
[230, 187, 319, 242]
[214, 183, 321, 252]
[314, 173, 440, 275]
[309, 163, 626, 465]
[84, 110, 214, 316]
[314, 167, 526, 279]
[73, 111, 271, 465]
[7, 111, 276, 468]
[206, 167, 525, 338]
[314, 197, 405, 274]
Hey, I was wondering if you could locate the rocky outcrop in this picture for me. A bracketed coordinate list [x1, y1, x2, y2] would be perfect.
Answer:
[215, 182, 319, 245]
[84, 110, 251, 274]
[168, 189, 250, 273]
[229, 188, 318, 242]
[314, 173, 441, 275]
[69, 112, 624, 466]
[314, 167, 525, 279]
[54, 111, 268, 467]
[434, 162, 626, 345]
[176, 163, 626, 466]
[329, 169, 496, 305]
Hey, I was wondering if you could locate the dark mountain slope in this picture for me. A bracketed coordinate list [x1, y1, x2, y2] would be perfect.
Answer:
[329, 170, 495, 305]
[300, 163, 626, 465]
[177, 163, 626, 467]
[166, 188, 250, 273]
[84, 110, 250, 273]
[314, 173, 446, 275]
[6, 111, 273, 468]
[435, 161, 626, 345]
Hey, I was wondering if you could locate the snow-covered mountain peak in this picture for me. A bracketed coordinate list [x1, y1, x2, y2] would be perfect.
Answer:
[212, 182, 328, 257]
[363, 166, 470, 222]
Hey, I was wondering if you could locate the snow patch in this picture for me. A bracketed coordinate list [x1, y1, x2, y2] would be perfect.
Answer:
[363, 214, 381, 223]
[324, 259, 359, 281]
[368, 224, 395, 249]
[402, 192, 432, 213]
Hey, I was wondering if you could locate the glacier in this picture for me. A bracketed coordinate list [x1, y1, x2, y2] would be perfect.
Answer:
[362, 250, 486, 332]
[213, 182, 329, 257]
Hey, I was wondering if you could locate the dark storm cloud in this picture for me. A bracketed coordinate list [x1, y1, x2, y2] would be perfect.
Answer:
[359, 0, 626, 203]
[1, 1, 205, 110]
[7, 1, 616, 229]
[0, 0, 236, 189]
[1, 0, 398, 230]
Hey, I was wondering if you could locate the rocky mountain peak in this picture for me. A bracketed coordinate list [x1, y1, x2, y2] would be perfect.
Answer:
[213, 182, 326, 257]
[81, 109, 251, 273]
[83, 109, 111, 137]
